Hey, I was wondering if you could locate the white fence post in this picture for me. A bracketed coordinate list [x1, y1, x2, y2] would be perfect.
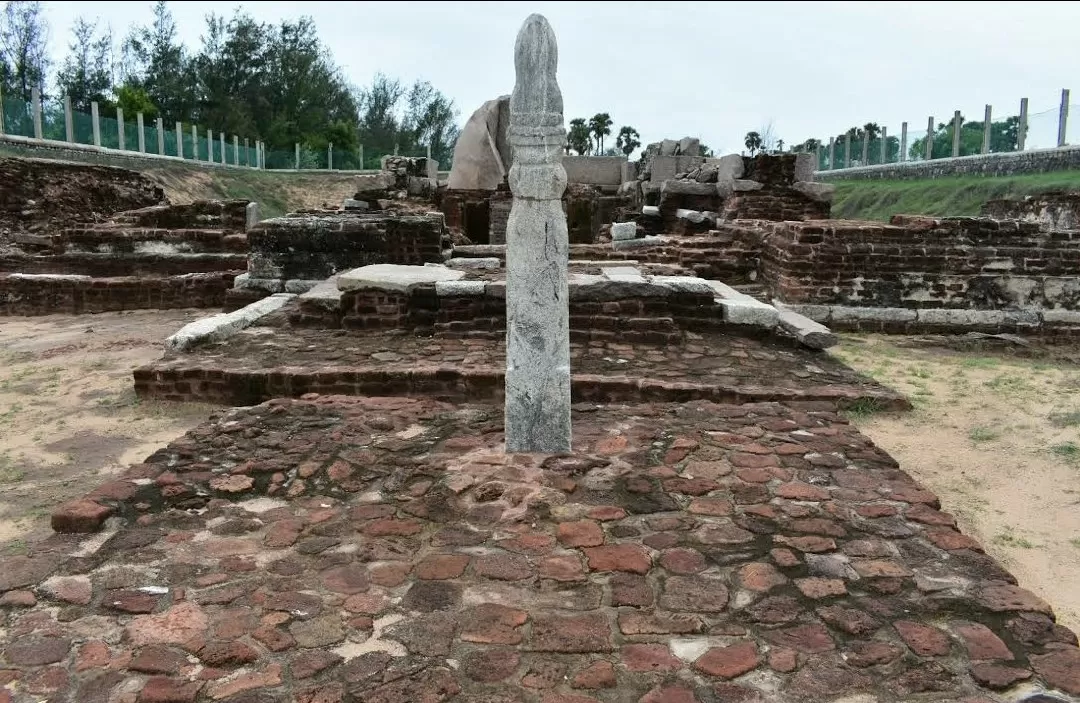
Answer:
[328, 142, 333, 170]
[880, 126, 887, 163]
[64, 95, 73, 142]
[982, 105, 992, 154]
[295, 143, 300, 170]
[157, 118, 165, 155]
[233, 135, 239, 166]
[952, 111, 962, 157]
[844, 132, 851, 168]
[31, 86, 42, 139]
[91, 102, 101, 146]
[116, 107, 125, 150]
[900, 122, 908, 162]
[1018, 98, 1029, 150]
[827, 137, 835, 170]
[176, 122, 184, 158]
[1058, 89, 1070, 147]
[137, 113, 146, 152]
[925, 116, 934, 161]
[191, 125, 198, 160]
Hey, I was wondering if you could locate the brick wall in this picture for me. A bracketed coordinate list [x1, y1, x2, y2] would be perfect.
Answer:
[0, 252, 247, 277]
[113, 201, 250, 232]
[0, 156, 163, 239]
[982, 191, 1080, 232]
[0, 272, 234, 315]
[762, 216, 1080, 309]
[723, 190, 830, 221]
[247, 212, 445, 281]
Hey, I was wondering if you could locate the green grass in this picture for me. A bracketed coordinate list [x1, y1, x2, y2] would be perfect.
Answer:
[1070, 537, 1080, 549]
[842, 397, 888, 421]
[828, 170, 1080, 221]
[1049, 411, 1080, 428]
[969, 426, 999, 442]
[993, 531, 1036, 549]
[1051, 441, 1080, 460]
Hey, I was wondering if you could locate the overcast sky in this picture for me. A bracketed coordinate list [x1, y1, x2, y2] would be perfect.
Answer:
[40, 1, 1080, 153]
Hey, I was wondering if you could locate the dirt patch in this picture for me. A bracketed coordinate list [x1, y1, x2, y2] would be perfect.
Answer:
[0, 309, 216, 550]
[832, 334, 1080, 633]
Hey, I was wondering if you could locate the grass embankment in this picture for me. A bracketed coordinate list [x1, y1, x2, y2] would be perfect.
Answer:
[0, 142, 358, 219]
[829, 170, 1080, 221]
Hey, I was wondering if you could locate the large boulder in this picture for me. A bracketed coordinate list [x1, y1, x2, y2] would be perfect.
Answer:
[447, 95, 512, 190]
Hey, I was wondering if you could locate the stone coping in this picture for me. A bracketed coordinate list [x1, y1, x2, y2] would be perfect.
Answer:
[19, 395, 1079, 702]
[781, 303, 1080, 337]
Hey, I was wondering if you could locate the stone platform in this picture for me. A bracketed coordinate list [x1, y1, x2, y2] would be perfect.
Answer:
[133, 325, 901, 408]
[9, 396, 1076, 702]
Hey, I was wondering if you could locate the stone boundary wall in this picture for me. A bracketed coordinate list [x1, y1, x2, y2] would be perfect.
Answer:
[816, 145, 1080, 181]
[982, 191, 1080, 231]
[0, 271, 234, 315]
[563, 155, 627, 185]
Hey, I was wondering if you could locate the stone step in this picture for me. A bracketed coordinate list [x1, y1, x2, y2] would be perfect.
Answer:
[55, 227, 246, 254]
[705, 280, 780, 327]
[0, 252, 248, 276]
[773, 302, 839, 349]
[0, 271, 235, 316]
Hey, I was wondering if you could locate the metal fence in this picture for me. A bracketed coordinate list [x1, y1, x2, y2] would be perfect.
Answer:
[0, 88, 405, 172]
[806, 89, 1074, 170]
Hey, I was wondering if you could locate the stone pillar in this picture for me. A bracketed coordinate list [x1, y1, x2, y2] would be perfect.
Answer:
[504, 14, 571, 453]
[91, 102, 101, 146]
[1058, 89, 1070, 147]
[0, 86, 5, 135]
[426, 143, 432, 160]
[233, 135, 239, 165]
[982, 105, 992, 154]
[63, 95, 73, 142]
[157, 118, 165, 154]
[31, 87, 42, 139]
[1019, 98, 1029, 150]
[359, 144, 365, 170]
[191, 124, 198, 160]
[117, 108, 126, 150]
[900, 122, 908, 161]
[880, 126, 887, 163]
[925, 116, 934, 161]
[137, 113, 146, 152]
[176, 122, 184, 157]
[816, 144, 823, 171]
[328, 142, 333, 170]
[828, 137, 835, 169]
[220, 132, 226, 165]
[952, 110, 962, 157]
[295, 143, 300, 169]
[244, 138, 250, 166]
[844, 132, 851, 168]
[861, 132, 868, 165]
[208, 128, 214, 162]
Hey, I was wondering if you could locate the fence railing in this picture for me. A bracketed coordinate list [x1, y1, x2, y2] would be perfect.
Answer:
[804, 89, 1074, 171]
[0, 87, 413, 173]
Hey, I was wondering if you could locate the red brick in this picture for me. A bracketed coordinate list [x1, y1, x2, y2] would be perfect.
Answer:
[844, 640, 903, 667]
[587, 506, 626, 521]
[499, 532, 556, 555]
[660, 548, 707, 574]
[660, 576, 729, 612]
[462, 648, 520, 683]
[795, 578, 847, 599]
[474, 553, 534, 581]
[51, 500, 113, 533]
[768, 647, 798, 673]
[414, 554, 470, 580]
[639, 685, 699, 703]
[763, 623, 835, 653]
[776, 482, 830, 501]
[530, 613, 612, 653]
[460, 604, 528, 645]
[623, 644, 682, 672]
[618, 611, 703, 635]
[770, 547, 800, 567]
[571, 660, 616, 689]
[894, 621, 951, 657]
[954, 622, 1013, 660]
[538, 555, 586, 582]
[688, 497, 733, 516]
[906, 503, 956, 526]
[736, 562, 788, 592]
[692, 641, 759, 679]
[1030, 648, 1080, 695]
[557, 520, 605, 547]
[855, 504, 898, 518]
[610, 573, 653, 607]
[583, 544, 651, 574]
[361, 518, 422, 536]
[776, 535, 836, 552]
[138, 677, 202, 703]
[925, 529, 983, 552]
[969, 663, 1031, 690]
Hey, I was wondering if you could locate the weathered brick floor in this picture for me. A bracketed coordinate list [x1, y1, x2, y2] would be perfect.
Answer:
[135, 327, 908, 409]
[3, 396, 1078, 702]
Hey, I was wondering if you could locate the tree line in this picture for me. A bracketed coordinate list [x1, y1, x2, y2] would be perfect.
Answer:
[0, 0, 461, 168]
[566, 112, 641, 157]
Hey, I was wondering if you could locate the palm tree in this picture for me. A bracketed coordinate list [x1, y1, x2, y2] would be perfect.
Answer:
[863, 122, 881, 141]
[744, 131, 763, 156]
[615, 125, 641, 157]
[588, 113, 613, 154]
[568, 118, 592, 155]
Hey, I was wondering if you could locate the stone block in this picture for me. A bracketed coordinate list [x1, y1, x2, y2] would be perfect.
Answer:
[283, 279, 323, 294]
[569, 278, 670, 301]
[1042, 309, 1080, 324]
[659, 139, 678, 156]
[447, 95, 511, 190]
[245, 201, 260, 231]
[613, 235, 664, 251]
[677, 137, 701, 156]
[354, 172, 394, 193]
[338, 263, 465, 293]
[165, 293, 296, 352]
[675, 209, 716, 225]
[563, 156, 626, 186]
[706, 280, 779, 327]
[776, 307, 838, 349]
[661, 180, 717, 197]
[713, 154, 745, 181]
[621, 161, 638, 182]
[793, 181, 836, 203]
[342, 199, 370, 211]
[611, 222, 637, 241]
[641, 206, 661, 217]
[650, 275, 716, 296]
[446, 257, 501, 270]
[297, 278, 343, 310]
[435, 280, 487, 297]
[794, 153, 816, 182]
[916, 308, 1006, 326]
[831, 306, 917, 323]
[732, 179, 764, 192]
[651, 155, 703, 182]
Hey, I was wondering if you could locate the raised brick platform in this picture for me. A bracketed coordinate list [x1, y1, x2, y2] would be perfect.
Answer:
[0, 272, 236, 316]
[14, 395, 1077, 703]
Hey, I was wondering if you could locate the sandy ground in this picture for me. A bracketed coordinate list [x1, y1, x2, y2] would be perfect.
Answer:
[831, 335, 1080, 634]
[0, 310, 214, 549]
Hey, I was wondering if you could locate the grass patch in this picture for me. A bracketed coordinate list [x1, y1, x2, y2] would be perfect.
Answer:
[960, 357, 1001, 369]
[1051, 442, 1080, 460]
[1050, 410, 1080, 428]
[1070, 537, 1080, 549]
[828, 170, 1080, 221]
[842, 397, 888, 421]
[993, 532, 1036, 549]
[969, 426, 999, 442]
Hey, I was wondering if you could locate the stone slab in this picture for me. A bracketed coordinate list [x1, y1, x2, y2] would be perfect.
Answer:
[776, 307, 839, 349]
[563, 156, 626, 186]
[435, 280, 487, 297]
[446, 257, 502, 270]
[165, 293, 295, 352]
[611, 222, 637, 241]
[649, 275, 716, 296]
[641, 206, 660, 217]
[297, 277, 342, 310]
[338, 264, 465, 293]
[613, 236, 665, 251]
[661, 180, 717, 196]
[732, 179, 764, 192]
[706, 280, 779, 327]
